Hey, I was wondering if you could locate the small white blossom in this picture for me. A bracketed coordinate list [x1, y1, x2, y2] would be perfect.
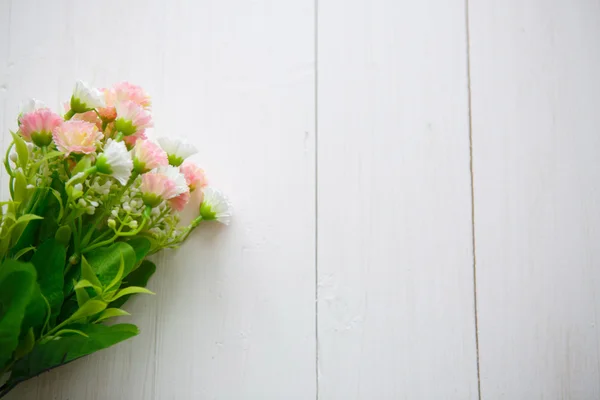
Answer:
[107, 218, 116, 228]
[199, 187, 232, 225]
[96, 139, 133, 185]
[71, 80, 105, 111]
[129, 220, 138, 229]
[157, 137, 197, 166]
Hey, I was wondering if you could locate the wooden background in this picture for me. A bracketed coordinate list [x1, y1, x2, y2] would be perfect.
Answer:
[1, 0, 599, 398]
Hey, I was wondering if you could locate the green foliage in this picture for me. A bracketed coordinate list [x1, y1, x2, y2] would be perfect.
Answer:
[85, 242, 136, 287]
[110, 260, 156, 308]
[3, 323, 139, 394]
[30, 239, 66, 323]
[0, 261, 39, 368]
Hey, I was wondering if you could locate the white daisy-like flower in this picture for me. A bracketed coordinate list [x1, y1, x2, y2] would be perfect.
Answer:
[199, 187, 232, 225]
[157, 137, 198, 166]
[95, 139, 133, 185]
[71, 80, 106, 112]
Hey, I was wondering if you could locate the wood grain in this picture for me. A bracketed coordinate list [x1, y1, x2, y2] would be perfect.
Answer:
[469, 0, 600, 398]
[1, 0, 316, 399]
[316, 0, 479, 398]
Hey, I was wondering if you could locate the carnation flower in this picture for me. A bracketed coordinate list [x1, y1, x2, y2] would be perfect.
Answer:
[140, 166, 187, 207]
[52, 120, 103, 155]
[114, 82, 151, 109]
[123, 130, 147, 149]
[199, 187, 232, 225]
[132, 139, 168, 174]
[169, 190, 191, 211]
[70, 80, 105, 113]
[157, 137, 197, 166]
[180, 161, 207, 191]
[96, 88, 118, 121]
[114, 100, 152, 136]
[95, 139, 133, 185]
[18, 109, 63, 147]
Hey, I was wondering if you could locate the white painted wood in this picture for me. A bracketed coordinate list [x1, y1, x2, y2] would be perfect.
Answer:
[469, 1, 600, 398]
[1, 0, 316, 399]
[316, 0, 479, 398]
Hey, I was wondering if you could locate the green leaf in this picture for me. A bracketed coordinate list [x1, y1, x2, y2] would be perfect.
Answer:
[71, 155, 93, 176]
[11, 132, 28, 169]
[85, 242, 136, 288]
[13, 246, 35, 260]
[110, 286, 154, 302]
[68, 300, 107, 322]
[75, 285, 90, 308]
[30, 239, 66, 323]
[110, 260, 156, 308]
[12, 171, 28, 208]
[106, 254, 125, 291]
[54, 225, 71, 246]
[95, 308, 130, 323]
[51, 329, 88, 338]
[7, 323, 139, 388]
[80, 256, 102, 288]
[126, 237, 151, 267]
[13, 328, 35, 359]
[0, 260, 38, 368]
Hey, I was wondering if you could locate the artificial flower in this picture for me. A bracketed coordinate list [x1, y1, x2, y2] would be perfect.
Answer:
[140, 166, 187, 207]
[70, 80, 105, 113]
[180, 161, 207, 191]
[52, 120, 103, 155]
[132, 139, 168, 174]
[158, 137, 197, 166]
[18, 108, 63, 147]
[114, 82, 152, 109]
[97, 88, 118, 121]
[169, 190, 191, 211]
[95, 139, 133, 185]
[199, 187, 232, 225]
[114, 100, 152, 136]
[123, 130, 147, 148]
[19, 98, 47, 116]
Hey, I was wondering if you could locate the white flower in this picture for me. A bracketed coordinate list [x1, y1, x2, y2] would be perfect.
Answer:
[199, 187, 232, 225]
[71, 80, 105, 112]
[96, 139, 133, 185]
[157, 137, 197, 166]
[19, 98, 47, 115]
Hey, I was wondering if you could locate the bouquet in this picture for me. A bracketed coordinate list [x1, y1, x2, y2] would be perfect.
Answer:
[0, 81, 231, 397]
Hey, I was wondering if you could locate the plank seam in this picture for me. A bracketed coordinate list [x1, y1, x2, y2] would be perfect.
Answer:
[464, 0, 482, 398]
[314, 0, 320, 398]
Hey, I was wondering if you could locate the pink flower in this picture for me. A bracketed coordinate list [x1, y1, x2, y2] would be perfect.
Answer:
[73, 110, 102, 129]
[19, 109, 63, 146]
[114, 82, 151, 109]
[114, 100, 152, 136]
[169, 190, 191, 211]
[133, 139, 168, 173]
[123, 130, 147, 148]
[180, 161, 207, 192]
[52, 120, 103, 155]
[97, 88, 118, 121]
[140, 167, 187, 208]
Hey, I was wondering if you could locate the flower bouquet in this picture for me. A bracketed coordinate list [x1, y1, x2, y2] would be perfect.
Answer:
[0, 81, 231, 397]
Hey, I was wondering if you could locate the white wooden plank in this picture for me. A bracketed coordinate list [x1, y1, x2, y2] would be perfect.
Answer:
[2, 0, 316, 399]
[469, 1, 600, 398]
[317, 0, 479, 398]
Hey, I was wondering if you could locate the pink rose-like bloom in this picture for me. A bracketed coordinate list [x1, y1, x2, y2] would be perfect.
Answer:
[114, 100, 152, 136]
[114, 82, 151, 109]
[133, 139, 168, 173]
[169, 190, 191, 211]
[180, 161, 207, 192]
[52, 120, 103, 155]
[19, 109, 63, 146]
[140, 166, 188, 208]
